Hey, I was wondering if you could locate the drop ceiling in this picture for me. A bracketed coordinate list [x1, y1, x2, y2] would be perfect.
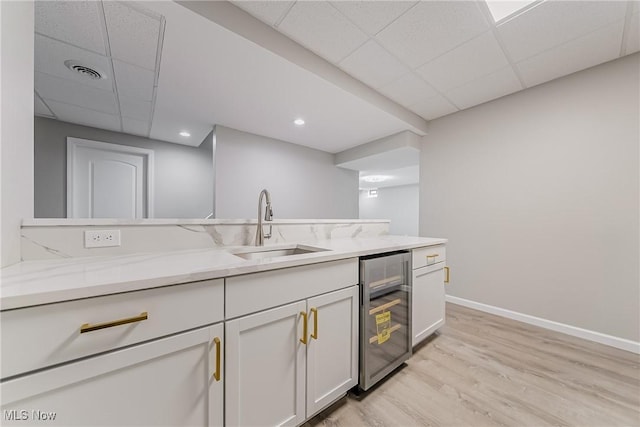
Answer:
[34, 0, 639, 153]
[34, 1, 164, 139]
[233, 0, 639, 124]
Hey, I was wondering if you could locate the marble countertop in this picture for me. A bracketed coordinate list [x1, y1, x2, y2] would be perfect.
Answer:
[0, 235, 446, 310]
[22, 218, 391, 226]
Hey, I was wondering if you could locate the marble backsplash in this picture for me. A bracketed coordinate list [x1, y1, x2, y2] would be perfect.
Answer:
[21, 219, 390, 261]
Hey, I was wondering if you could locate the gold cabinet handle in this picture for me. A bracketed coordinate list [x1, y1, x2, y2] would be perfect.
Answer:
[80, 312, 148, 333]
[310, 307, 318, 340]
[426, 254, 440, 259]
[444, 266, 450, 283]
[300, 311, 308, 345]
[212, 337, 221, 382]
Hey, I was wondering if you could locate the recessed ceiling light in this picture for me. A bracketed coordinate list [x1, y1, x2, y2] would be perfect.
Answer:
[485, 0, 538, 23]
[362, 175, 391, 183]
[179, 131, 191, 137]
[294, 118, 305, 126]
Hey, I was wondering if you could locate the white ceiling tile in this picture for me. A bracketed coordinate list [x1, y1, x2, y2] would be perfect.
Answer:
[339, 40, 409, 89]
[231, 1, 294, 26]
[46, 100, 121, 132]
[35, 34, 113, 91]
[34, 94, 54, 117]
[119, 96, 152, 122]
[35, 0, 107, 55]
[377, 73, 439, 107]
[409, 95, 458, 120]
[416, 31, 509, 92]
[446, 66, 522, 110]
[626, 12, 640, 54]
[278, 1, 369, 63]
[122, 117, 150, 137]
[35, 72, 118, 115]
[518, 20, 625, 88]
[103, 2, 162, 70]
[330, 1, 417, 35]
[375, 1, 489, 69]
[113, 60, 155, 101]
[497, 1, 628, 62]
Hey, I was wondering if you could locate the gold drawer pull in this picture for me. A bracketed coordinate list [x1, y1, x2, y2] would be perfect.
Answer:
[80, 312, 148, 334]
[212, 337, 221, 382]
[300, 311, 308, 345]
[426, 254, 440, 259]
[445, 266, 450, 283]
[310, 307, 318, 340]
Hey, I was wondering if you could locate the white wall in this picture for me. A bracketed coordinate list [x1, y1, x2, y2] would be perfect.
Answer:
[33, 118, 214, 219]
[420, 54, 639, 342]
[360, 185, 418, 236]
[1, 1, 34, 267]
[215, 126, 358, 219]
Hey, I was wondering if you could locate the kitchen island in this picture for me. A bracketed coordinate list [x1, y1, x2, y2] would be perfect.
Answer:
[1, 235, 447, 426]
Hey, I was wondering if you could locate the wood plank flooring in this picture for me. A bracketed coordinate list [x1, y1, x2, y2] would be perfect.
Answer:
[305, 303, 640, 427]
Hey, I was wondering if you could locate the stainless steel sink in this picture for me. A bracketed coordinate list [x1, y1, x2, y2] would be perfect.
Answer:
[233, 245, 328, 260]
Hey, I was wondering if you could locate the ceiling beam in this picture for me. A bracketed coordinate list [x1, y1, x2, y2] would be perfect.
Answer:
[176, 1, 429, 136]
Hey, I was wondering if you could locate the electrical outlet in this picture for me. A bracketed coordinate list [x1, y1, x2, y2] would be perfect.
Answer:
[84, 230, 121, 248]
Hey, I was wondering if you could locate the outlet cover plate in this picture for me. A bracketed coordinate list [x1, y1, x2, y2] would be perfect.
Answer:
[84, 230, 121, 248]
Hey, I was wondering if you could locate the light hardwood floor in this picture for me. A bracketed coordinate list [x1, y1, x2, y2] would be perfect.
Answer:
[306, 303, 640, 427]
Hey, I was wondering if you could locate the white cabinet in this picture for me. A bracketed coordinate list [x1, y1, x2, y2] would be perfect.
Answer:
[1, 279, 224, 379]
[225, 301, 306, 427]
[1, 258, 358, 427]
[306, 287, 359, 418]
[412, 245, 447, 347]
[225, 286, 358, 426]
[1, 278, 224, 427]
[226, 258, 358, 319]
[1, 323, 224, 426]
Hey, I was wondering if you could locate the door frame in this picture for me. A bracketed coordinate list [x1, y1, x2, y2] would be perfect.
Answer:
[66, 137, 155, 218]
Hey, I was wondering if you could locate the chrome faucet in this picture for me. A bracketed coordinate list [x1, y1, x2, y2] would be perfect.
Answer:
[255, 189, 273, 246]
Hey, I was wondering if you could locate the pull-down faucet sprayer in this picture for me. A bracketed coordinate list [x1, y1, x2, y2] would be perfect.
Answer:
[255, 189, 273, 246]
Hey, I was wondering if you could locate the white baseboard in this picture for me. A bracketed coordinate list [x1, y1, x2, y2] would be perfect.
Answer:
[445, 295, 640, 354]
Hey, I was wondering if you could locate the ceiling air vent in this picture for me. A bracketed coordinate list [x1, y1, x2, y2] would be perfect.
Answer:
[64, 60, 106, 80]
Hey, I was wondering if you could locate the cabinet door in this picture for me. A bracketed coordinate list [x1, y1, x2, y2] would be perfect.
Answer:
[1, 324, 224, 426]
[306, 286, 359, 418]
[225, 301, 307, 427]
[412, 264, 446, 346]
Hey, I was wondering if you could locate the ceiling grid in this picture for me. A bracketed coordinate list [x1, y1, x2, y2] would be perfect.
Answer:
[234, 0, 639, 123]
[620, 1, 638, 56]
[474, 0, 529, 90]
[97, 0, 123, 133]
[34, 0, 640, 152]
[34, 0, 164, 139]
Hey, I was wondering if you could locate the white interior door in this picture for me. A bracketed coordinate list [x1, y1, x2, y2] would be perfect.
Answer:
[67, 137, 154, 218]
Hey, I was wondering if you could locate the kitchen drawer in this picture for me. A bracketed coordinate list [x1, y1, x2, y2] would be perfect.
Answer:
[412, 244, 446, 269]
[226, 258, 358, 319]
[1, 279, 223, 379]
